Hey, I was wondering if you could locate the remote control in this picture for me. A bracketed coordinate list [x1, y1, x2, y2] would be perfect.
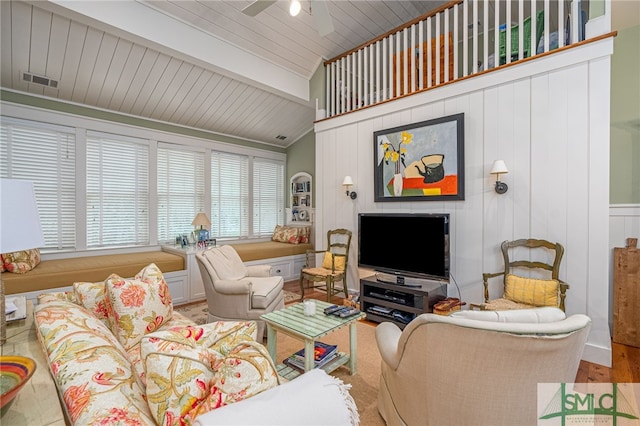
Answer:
[324, 305, 342, 315]
[338, 308, 360, 318]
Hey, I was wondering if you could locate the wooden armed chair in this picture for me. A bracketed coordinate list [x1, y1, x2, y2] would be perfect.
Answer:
[299, 228, 352, 302]
[471, 238, 569, 312]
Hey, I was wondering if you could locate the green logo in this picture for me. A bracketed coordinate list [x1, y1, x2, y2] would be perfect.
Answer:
[539, 383, 639, 425]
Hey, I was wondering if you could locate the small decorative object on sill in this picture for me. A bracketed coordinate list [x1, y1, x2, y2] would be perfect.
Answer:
[433, 297, 466, 316]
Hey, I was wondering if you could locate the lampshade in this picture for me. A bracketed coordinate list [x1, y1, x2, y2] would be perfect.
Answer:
[490, 160, 509, 175]
[0, 179, 44, 253]
[342, 176, 354, 186]
[191, 212, 211, 228]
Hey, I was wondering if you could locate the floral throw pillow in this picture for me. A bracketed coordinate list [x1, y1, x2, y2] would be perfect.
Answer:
[271, 225, 300, 244]
[74, 281, 110, 328]
[141, 321, 279, 426]
[298, 226, 311, 244]
[104, 263, 173, 350]
[1, 248, 41, 273]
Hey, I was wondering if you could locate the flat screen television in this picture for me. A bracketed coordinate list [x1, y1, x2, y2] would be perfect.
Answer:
[358, 213, 450, 283]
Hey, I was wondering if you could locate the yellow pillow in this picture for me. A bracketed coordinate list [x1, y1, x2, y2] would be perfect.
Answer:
[322, 252, 346, 271]
[504, 274, 559, 307]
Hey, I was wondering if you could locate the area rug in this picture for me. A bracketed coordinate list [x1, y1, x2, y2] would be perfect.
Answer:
[175, 300, 385, 425]
[175, 290, 300, 325]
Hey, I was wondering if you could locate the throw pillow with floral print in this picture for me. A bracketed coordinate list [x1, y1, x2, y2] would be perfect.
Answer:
[1, 248, 41, 273]
[104, 263, 173, 350]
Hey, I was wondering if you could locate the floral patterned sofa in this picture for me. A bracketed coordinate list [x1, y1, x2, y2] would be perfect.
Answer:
[34, 263, 358, 426]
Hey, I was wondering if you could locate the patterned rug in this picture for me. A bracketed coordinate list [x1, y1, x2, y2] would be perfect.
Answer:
[175, 290, 300, 325]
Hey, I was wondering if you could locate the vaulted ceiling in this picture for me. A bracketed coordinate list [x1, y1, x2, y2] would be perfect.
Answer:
[0, 0, 447, 148]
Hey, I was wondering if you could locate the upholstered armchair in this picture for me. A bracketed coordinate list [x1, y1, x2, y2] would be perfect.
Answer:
[375, 309, 591, 426]
[196, 245, 284, 339]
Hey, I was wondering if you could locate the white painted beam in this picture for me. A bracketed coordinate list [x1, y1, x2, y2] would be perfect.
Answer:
[43, 0, 310, 104]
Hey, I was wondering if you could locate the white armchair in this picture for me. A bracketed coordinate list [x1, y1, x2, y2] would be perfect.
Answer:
[375, 308, 591, 426]
[196, 245, 284, 339]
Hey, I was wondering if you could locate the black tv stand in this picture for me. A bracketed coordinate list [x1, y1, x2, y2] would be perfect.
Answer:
[361, 275, 446, 329]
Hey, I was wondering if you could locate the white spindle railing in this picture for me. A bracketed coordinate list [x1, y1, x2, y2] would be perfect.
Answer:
[323, 0, 602, 119]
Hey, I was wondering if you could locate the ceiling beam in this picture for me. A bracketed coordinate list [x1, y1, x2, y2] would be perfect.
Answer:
[42, 0, 310, 104]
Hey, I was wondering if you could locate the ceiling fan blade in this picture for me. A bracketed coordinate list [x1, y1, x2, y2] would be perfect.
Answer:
[241, 0, 277, 17]
[310, 0, 334, 36]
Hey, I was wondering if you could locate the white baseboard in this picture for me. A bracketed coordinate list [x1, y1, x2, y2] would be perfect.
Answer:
[582, 342, 612, 368]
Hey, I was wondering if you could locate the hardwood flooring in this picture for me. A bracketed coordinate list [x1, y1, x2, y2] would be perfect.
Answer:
[285, 280, 640, 384]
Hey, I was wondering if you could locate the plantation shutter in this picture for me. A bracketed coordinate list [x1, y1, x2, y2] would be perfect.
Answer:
[0, 118, 76, 250]
[211, 151, 249, 239]
[86, 131, 149, 248]
[157, 145, 205, 243]
[252, 157, 285, 236]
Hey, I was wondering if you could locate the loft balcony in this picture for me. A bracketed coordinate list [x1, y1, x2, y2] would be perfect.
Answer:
[319, 0, 614, 120]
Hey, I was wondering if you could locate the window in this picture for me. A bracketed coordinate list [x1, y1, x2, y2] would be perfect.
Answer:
[86, 131, 149, 248]
[211, 151, 249, 239]
[158, 145, 205, 243]
[0, 118, 76, 250]
[253, 157, 285, 236]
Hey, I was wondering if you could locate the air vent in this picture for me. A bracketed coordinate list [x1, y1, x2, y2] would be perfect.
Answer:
[275, 135, 287, 140]
[22, 72, 58, 88]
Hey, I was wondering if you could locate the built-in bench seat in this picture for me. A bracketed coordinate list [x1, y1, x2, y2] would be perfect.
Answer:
[230, 241, 313, 262]
[226, 241, 315, 282]
[3, 251, 186, 303]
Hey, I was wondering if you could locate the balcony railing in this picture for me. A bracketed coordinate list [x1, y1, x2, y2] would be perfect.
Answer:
[322, 0, 600, 119]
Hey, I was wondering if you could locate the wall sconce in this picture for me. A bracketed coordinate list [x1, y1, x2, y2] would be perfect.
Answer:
[342, 176, 357, 199]
[490, 160, 509, 194]
[289, 0, 301, 16]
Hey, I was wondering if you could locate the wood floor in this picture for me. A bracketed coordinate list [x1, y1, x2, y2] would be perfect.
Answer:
[285, 280, 640, 384]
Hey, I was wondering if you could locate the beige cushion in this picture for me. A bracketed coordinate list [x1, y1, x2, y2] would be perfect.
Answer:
[203, 245, 248, 280]
[250, 276, 284, 309]
[504, 274, 559, 307]
[230, 241, 313, 262]
[3, 250, 184, 295]
[451, 307, 566, 323]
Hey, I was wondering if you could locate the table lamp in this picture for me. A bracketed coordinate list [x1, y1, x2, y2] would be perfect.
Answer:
[1, 179, 44, 344]
[191, 212, 211, 246]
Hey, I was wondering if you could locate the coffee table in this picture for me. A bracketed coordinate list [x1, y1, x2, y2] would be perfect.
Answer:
[260, 300, 365, 379]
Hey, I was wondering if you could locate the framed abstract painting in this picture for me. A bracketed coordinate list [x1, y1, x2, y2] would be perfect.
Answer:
[373, 113, 464, 202]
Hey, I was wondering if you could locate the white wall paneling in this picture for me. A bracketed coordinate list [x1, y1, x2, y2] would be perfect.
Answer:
[315, 38, 615, 367]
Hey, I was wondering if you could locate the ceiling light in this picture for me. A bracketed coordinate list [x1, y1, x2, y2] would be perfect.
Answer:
[290, 0, 301, 17]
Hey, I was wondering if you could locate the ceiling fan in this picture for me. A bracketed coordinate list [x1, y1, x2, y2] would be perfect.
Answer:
[242, 0, 335, 36]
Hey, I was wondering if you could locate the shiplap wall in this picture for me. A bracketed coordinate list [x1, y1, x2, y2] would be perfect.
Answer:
[315, 37, 616, 366]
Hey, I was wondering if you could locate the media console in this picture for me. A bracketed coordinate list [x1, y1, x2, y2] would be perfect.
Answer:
[360, 275, 447, 329]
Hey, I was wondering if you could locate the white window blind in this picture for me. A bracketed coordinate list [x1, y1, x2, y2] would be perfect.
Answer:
[0, 118, 76, 250]
[253, 157, 285, 236]
[158, 146, 205, 243]
[86, 132, 149, 248]
[211, 151, 249, 239]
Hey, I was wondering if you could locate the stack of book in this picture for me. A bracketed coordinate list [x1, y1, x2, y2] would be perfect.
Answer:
[284, 341, 338, 372]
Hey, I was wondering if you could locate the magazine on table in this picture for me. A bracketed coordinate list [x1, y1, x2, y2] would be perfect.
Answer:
[284, 351, 339, 371]
[284, 341, 338, 371]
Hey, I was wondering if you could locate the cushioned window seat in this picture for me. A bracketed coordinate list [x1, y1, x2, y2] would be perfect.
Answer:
[3, 251, 185, 297]
[230, 241, 313, 262]
[227, 241, 314, 282]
